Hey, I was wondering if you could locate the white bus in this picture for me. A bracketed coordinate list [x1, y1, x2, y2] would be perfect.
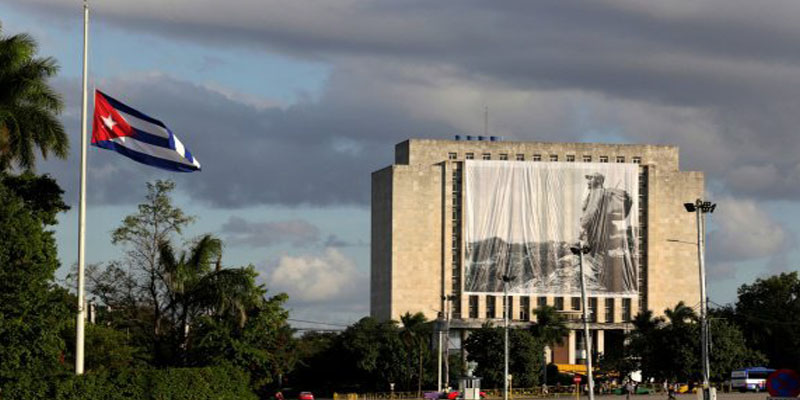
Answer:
[731, 367, 775, 392]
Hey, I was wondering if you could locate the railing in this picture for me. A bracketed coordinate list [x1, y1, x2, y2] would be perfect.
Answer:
[351, 386, 586, 400]
[344, 382, 736, 400]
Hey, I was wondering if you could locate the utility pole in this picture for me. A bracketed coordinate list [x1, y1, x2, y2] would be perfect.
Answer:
[571, 243, 594, 400]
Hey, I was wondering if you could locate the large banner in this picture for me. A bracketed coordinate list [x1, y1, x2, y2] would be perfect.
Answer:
[463, 160, 639, 296]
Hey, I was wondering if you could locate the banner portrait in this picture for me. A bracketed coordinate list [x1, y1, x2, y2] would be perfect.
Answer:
[463, 160, 639, 296]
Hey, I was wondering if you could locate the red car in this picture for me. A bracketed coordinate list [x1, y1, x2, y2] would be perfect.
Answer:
[298, 392, 314, 400]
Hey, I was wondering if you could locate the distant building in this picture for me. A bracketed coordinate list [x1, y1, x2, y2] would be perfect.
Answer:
[371, 138, 703, 365]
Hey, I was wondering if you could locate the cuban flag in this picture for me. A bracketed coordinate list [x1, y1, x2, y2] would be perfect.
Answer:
[91, 90, 201, 172]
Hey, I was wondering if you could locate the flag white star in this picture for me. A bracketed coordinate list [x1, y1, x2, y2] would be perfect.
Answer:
[101, 114, 117, 131]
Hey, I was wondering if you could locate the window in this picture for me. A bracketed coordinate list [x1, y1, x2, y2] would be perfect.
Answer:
[616, 156, 625, 163]
[599, 156, 608, 163]
[469, 296, 479, 318]
[571, 297, 581, 311]
[516, 154, 525, 161]
[566, 155, 575, 162]
[605, 298, 615, 323]
[632, 156, 642, 164]
[482, 153, 491, 160]
[533, 154, 541, 162]
[582, 155, 592, 162]
[537, 296, 547, 308]
[520, 296, 530, 321]
[555, 297, 564, 310]
[448, 152, 457, 160]
[499, 153, 508, 160]
[622, 298, 632, 322]
[466, 153, 474, 160]
[504, 296, 514, 320]
[549, 154, 558, 162]
[486, 296, 496, 319]
[589, 297, 598, 322]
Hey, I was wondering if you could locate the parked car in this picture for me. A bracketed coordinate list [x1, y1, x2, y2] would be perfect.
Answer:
[298, 392, 315, 400]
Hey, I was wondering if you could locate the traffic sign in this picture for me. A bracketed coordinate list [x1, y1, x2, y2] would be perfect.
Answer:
[767, 369, 800, 397]
[573, 376, 582, 384]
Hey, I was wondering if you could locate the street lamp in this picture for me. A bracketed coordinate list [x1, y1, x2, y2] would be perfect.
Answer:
[439, 294, 457, 392]
[570, 242, 594, 400]
[684, 199, 716, 400]
[502, 274, 515, 400]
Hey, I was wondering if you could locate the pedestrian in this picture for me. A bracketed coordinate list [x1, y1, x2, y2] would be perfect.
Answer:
[625, 380, 634, 400]
[667, 383, 676, 400]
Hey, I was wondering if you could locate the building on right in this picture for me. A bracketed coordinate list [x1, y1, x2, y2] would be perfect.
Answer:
[371, 138, 705, 366]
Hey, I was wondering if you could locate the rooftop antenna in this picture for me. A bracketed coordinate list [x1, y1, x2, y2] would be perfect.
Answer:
[484, 105, 488, 137]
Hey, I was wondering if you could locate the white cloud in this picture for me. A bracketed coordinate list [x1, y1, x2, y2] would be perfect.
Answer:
[708, 196, 788, 262]
[268, 248, 361, 302]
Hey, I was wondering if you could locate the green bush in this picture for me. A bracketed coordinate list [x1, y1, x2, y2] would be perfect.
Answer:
[53, 365, 258, 400]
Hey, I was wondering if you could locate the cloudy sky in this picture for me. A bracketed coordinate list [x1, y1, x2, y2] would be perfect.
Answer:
[4, 0, 800, 327]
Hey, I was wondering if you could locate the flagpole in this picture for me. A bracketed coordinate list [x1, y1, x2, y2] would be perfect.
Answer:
[75, 0, 89, 375]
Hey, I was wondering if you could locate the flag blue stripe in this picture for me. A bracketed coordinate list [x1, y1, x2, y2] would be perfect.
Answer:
[132, 127, 171, 148]
[92, 140, 200, 172]
[99, 90, 167, 130]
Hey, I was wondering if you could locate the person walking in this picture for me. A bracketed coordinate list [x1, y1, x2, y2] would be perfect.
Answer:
[667, 383, 677, 400]
[625, 381, 634, 400]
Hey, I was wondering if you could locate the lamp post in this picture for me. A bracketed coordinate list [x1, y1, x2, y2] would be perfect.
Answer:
[439, 294, 456, 392]
[438, 309, 443, 392]
[445, 294, 456, 390]
[570, 242, 594, 400]
[502, 274, 515, 400]
[684, 199, 716, 399]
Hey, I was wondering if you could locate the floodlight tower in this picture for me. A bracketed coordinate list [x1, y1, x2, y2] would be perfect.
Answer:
[570, 243, 594, 400]
[684, 199, 716, 398]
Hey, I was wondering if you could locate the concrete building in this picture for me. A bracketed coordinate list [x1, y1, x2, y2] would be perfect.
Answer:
[371, 138, 703, 365]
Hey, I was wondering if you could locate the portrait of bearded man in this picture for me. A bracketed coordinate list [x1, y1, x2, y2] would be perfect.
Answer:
[579, 172, 637, 293]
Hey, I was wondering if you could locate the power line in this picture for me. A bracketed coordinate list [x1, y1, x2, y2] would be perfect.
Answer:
[287, 318, 350, 327]
[293, 327, 345, 332]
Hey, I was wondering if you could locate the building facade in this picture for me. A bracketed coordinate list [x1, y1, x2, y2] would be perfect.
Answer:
[371, 138, 703, 365]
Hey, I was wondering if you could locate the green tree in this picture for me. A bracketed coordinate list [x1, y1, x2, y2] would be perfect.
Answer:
[0, 23, 67, 171]
[290, 331, 341, 393]
[337, 317, 411, 391]
[400, 312, 431, 396]
[464, 324, 543, 388]
[189, 286, 295, 396]
[627, 302, 762, 383]
[735, 272, 800, 370]
[529, 306, 568, 384]
[94, 180, 193, 362]
[707, 318, 766, 381]
[0, 174, 70, 398]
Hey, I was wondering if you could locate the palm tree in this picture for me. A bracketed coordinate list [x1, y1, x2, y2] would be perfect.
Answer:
[0, 22, 67, 171]
[529, 305, 569, 385]
[400, 312, 430, 397]
[158, 234, 263, 361]
[663, 301, 697, 326]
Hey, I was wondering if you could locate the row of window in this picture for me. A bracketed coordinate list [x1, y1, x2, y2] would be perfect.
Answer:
[451, 165, 463, 316]
[468, 295, 633, 322]
[638, 168, 649, 312]
[448, 152, 642, 164]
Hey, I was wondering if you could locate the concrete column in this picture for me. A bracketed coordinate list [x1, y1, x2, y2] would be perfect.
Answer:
[596, 330, 605, 356]
[568, 330, 576, 365]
